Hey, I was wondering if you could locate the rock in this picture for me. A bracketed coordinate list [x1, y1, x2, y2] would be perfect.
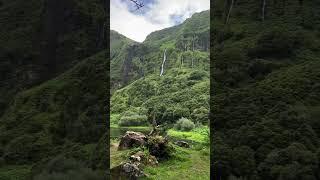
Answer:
[147, 155, 158, 166]
[175, 140, 190, 148]
[111, 162, 146, 180]
[118, 131, 147, 150]
[129, 151, 158, 166]
[130, 151, 144, 162]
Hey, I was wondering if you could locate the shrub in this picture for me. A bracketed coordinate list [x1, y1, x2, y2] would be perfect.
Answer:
[118, 114, 148, 127]
[248, 28, 297, 59]
[191, 107, 208, 124]
[174, 117, 195, 131]
[188, 70, 207, 81]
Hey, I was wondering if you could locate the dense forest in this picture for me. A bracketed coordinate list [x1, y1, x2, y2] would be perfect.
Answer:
[212, 0, 320, 179]
[0, 0, 108, 179]
[110, 11, 210, 179]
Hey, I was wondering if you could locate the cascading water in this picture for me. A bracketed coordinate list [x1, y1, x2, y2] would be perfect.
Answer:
[160, 49, 167, 76]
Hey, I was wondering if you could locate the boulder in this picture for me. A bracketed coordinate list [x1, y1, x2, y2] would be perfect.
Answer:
[118, 131, 147, 150]
[175, 140, 190, 148]
[110, 162, 146, 179]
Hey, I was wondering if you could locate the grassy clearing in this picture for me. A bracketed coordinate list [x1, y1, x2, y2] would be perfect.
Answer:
[110, 139, 210, 179]
[167, 127, 209, 144]
[0, 165, 31, 180]
[110, 139, 131, 168]
[142, 145, 210, 180]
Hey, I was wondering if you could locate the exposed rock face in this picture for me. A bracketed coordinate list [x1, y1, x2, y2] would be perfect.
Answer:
[175, 140, 190, 148]
[118, 131, 147, 150]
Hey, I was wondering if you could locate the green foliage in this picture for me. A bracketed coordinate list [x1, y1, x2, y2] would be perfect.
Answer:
[118, 114, 148, 127]
[33, 156, 105, 180]
[212, 1, 320, 179]
[167, 127, 209, 144]
[248, 28, 298, 59]
[174, 117, 195, 131]
[0, 166, 31, 180]
[111, 68, 209, 126]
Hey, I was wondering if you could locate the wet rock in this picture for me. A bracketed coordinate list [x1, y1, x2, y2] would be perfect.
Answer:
[175, 140, 190, 148]
[118, 131, 147, 150]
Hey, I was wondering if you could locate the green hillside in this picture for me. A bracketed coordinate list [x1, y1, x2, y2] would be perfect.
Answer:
[0, 52, 108, 179]
[110, 10, 210, 128]
[0, 0, 107, 179]
[212, 0, 320, 179]
[0, 0, 105, 117]
[110, 10, 210, 93]
[110, 10, 210, 179]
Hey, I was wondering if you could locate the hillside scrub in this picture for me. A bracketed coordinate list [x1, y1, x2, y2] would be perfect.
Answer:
[212, 0, 320, 179]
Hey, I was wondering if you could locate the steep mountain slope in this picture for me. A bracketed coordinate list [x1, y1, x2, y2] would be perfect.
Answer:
[111, 10, 210, 127]
[0, 52, 108, 179]
[110, 30, 136, 92]
[0, 0, 105, 117]
[110, 10, 210, 93]
[0, 0, 107, 179]
[212, 1, 320, 179]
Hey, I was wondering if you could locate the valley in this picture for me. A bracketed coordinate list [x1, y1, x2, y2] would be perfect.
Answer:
[110, 10, 210, 179]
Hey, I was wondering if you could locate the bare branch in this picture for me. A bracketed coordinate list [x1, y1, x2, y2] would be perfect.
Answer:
[129, 0, 144, 10]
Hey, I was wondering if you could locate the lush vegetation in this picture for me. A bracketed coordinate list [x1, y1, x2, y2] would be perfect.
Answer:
[110, 10, 210, 179]
[174, 117, 195, 131]
[142, 145, 210, 180]
[212, 0, 320, 179]
[168, 127, 209, 144]
[0, 0, 107, 179]
[110, 138, 209, 180]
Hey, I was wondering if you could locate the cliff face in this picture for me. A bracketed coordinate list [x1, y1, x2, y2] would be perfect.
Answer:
[212, 1, 320, 179]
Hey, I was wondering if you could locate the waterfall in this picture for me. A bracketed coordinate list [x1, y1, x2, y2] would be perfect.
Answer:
[160, 49, 167, 76]
[262, 0, 266, 21]
[226, 0, 234, 24]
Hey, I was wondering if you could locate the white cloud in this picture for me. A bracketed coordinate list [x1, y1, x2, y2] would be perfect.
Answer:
[110, 0, 210, 42]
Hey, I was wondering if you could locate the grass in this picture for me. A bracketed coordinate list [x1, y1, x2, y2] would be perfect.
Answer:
[167, 127, 209, 144]
[110, 138, 210, 180]
[110, 139, 131, 168]
[0, 165, 31, 180]
[142, 145, 210, 180]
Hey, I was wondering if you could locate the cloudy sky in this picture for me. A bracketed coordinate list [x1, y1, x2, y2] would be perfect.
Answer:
[110, 0, 210, 42]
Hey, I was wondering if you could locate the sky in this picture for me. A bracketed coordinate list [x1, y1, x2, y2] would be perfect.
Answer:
[110, 0, 210, 42]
